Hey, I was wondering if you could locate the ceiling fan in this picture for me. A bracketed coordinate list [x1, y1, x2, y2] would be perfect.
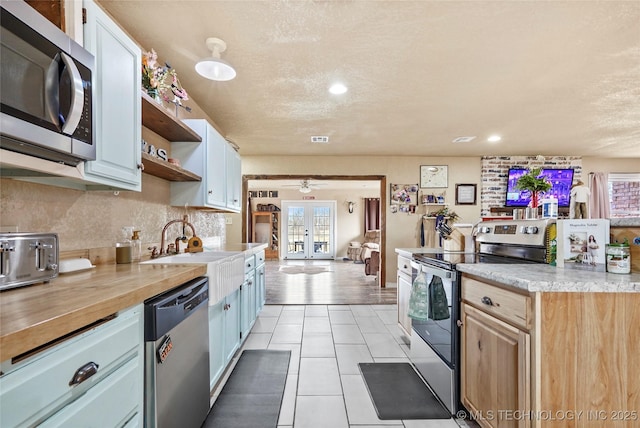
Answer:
[282, 179, 328, 193]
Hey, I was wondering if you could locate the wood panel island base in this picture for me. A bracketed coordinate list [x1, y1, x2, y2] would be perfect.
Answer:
[460, 272, 640, 428]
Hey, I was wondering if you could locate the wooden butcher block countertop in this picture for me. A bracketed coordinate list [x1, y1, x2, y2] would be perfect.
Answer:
[0, 263, 207, 362]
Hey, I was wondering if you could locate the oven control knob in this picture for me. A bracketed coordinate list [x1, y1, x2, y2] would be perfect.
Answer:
[480, 226, 492, 234]
[47, 263, 58, 271]
[526, 226, 539, 234]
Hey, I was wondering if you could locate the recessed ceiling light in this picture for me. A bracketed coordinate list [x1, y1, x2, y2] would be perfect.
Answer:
[487, 135, 502, 142]
[329, 83, 348, 95]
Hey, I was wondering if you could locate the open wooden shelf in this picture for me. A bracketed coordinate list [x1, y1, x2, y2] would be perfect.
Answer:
[141, 91, 202, 142]
[141, 152, 201, 182]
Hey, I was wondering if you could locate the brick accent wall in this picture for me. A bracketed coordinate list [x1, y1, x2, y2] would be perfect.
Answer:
[480, 156, 582, 217]
[610, 181, 640, 216]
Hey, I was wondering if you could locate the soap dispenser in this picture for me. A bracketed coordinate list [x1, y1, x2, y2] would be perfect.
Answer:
[131, 230, 142, 262]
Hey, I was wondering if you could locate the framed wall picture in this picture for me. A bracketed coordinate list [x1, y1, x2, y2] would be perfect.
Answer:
[420, 165, 448, 188]
[455, 183, 477, 205]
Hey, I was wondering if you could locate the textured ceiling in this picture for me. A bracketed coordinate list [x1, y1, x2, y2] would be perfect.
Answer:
[100, 0, 640, 158]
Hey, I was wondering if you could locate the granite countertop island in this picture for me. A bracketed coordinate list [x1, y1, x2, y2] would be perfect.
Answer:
[396, 247, 640, 293]
[609, 217, 640, 227]
[457, 263, 640, 292]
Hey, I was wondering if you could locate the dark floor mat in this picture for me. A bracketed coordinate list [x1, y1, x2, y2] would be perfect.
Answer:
[359, 362, 451, 420]
[202, 349, 291, 428]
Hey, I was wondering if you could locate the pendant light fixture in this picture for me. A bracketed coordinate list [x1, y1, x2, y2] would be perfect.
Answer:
[195, 37, 237, 81]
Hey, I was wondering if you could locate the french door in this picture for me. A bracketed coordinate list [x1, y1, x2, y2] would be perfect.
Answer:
[281, 201, 336, 260]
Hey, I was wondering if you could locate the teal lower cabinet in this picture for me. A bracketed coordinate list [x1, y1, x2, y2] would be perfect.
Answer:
[208, 249, 267, 391]
[208, 299, 226, 390]
[240, 270, 257, 341]
[255, 261, 266, 316]
[209, 288, 241, 390]
[223, 289, 241, 363]
[0, 305, 144, 428]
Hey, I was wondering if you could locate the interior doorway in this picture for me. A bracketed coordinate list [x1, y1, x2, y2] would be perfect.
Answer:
[242, 174, 387, 286]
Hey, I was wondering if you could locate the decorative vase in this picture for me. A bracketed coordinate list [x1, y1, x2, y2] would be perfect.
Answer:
[146, 88, 162, 105]
[529, 191, 539, 208]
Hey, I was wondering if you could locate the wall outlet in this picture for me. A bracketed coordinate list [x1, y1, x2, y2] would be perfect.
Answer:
[225, 217, 232, 225]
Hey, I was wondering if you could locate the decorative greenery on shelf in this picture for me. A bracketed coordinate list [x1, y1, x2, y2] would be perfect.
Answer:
[516, 167, 552, 207]
[426, 206, 459, 223]
[142, 49, 190, 111]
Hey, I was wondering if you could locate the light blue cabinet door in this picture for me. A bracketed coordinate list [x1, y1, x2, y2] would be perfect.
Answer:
[225, 144, 241, 212]
[39, 358, 140, 428]
[206, 124, 227, 207]
[255, 263, 266, 314]
[83, 0, 141, 191]
[240, 281, 251, 341]
[171, 120, 227, 209]
[208, 300, 226, 390]
[243, 270, 256, 331]
[224, 289, 241, 363]
[0, 305, 143, 428]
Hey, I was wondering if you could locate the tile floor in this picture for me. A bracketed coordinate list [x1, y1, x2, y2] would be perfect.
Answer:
[217, 303, 478, 428]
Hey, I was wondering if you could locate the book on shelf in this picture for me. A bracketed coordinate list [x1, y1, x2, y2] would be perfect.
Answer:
[556, 219, 610, 271]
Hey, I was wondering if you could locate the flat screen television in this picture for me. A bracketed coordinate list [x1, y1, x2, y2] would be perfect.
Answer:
[505, 168, 575, 207]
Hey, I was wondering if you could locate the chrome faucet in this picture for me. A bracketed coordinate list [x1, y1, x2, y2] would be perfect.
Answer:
[158, 215, 197, 257]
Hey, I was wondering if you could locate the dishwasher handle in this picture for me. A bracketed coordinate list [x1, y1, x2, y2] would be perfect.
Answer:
[156, 281, 207, 309]
[144, 277, 209, 341]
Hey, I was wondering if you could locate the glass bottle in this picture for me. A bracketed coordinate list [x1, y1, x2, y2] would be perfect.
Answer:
[131, 230, 142, 262]
[116, 227, 133, 264]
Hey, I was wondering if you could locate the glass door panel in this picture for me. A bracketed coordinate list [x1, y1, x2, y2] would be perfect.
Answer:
[282, 201, 335, 259]
[286, 206, 305, 257]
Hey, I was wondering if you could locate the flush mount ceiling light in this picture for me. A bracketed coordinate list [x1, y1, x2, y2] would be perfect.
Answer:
[329, 83, 348, 95]
[195, 37, 236, 81]
[451, 136, 476, 143]
[487, 135, 502, 142]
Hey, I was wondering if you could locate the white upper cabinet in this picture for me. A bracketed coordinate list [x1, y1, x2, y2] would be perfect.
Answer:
[170, 119, 241, 212]
[82, 0, 142, 191]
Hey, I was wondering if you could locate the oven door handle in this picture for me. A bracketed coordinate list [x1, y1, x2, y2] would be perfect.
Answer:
[410, 260, 453, 279]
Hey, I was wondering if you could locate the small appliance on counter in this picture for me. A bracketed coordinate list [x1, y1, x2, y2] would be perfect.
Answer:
[0, 233, 59, 291]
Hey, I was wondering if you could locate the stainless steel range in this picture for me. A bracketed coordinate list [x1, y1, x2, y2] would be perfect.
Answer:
[409, 218, 555, 415]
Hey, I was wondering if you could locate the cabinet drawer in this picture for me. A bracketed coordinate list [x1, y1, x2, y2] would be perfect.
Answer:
[245, 254, 255, 273]
[39, 357, 141, 427]
[397, 256, 412, 277]
[461, 277, 531, 330]
[255, 250, 265, 266]
[0, 306, 142, 428]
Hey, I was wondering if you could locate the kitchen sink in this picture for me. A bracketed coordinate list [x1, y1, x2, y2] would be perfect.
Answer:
[141, 251, 245, 303]
[140, 251, 240, 264]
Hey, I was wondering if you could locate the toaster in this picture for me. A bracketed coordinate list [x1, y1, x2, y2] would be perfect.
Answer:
[0, 233, 59, 291]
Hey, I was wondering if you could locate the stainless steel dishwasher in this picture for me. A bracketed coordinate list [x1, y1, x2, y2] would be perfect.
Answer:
[144, 276, 210, 428]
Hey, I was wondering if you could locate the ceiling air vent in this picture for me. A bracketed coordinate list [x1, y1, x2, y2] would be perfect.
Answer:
[451, 136, 476, 143]
[311, 136, 329, 144]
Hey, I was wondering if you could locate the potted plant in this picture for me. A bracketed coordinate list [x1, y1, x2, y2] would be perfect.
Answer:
[516, 167, 552, 208]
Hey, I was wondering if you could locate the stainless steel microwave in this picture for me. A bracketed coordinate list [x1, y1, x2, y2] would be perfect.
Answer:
[1, 0, 95, 166]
